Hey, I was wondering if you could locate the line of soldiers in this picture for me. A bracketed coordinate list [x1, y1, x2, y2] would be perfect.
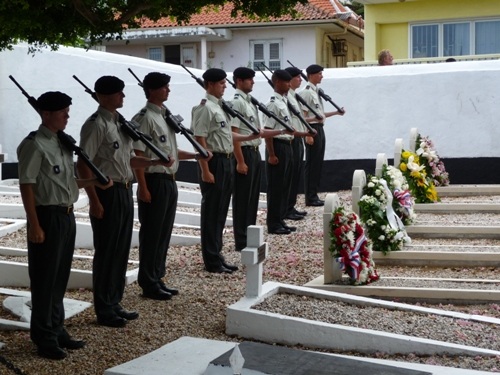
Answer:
[16, 63, 344, 360]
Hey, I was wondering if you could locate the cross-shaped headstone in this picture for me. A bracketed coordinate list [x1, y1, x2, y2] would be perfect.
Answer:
[241, 226, 267, 298]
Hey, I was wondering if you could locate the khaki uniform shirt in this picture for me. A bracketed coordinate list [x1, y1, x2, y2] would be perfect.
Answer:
[17, 125, 78, 206]
[191, 94, 233, 153]
[80, 106, 135, 183]
[132, 102, 179, 174]
[299, 82, 325, 122]
[264, 93, 294, 141]
[230, 89, 261, 147]
[287, 89, 308, 134]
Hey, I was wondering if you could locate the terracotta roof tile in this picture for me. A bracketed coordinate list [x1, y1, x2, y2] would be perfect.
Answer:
[139, 0, 360, 28]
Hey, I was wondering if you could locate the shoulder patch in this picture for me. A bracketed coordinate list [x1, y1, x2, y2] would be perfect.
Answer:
[200, 99, 207, 105]
[305, 85, 311, 90]
[140, 108, 147, 115]
[89, 113, 98, 122]
[26, 131, 37, 140]
[270, 96, 276, 102]
[234, 93, 240, 99]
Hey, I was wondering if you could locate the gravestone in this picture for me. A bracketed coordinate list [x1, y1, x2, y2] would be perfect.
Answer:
[351, 169, 366, 216]
[409, 127, 419, 152]
[323, 193, 342, 283]
[375, 153, 388, 177]
[241, 226, 267, 298]
[394, 138, 404, 167]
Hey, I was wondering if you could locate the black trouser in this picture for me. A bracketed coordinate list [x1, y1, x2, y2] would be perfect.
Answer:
[287, 137, 304, 214]
[233, 146, 262, 251]
[266, 139, 293, 232]
[28, 205, 75, 349]
[304, 123, 325, 203]
[199, 153, 234, 269]
[138, 173, 178, 291]
[91, 183, 133, 320]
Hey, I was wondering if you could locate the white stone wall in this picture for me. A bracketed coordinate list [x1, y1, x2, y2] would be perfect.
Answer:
[0, 44, 499, 163]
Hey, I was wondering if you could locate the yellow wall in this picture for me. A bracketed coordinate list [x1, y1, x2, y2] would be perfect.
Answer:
[363, 0, 500, 60]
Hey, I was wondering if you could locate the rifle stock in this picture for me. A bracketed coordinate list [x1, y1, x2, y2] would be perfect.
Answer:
[286, 60, 345, 114]
[127, 68, 209, 158]
[9, 75, 109, 185]
[181, 65, 260, 135]
[72, 75, 171, 164]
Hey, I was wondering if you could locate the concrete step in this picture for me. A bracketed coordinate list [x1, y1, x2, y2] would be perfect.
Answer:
[406, 225, 500, 239]
[372, 250, 500, 267]
[415, 203, 500, 213]
[437, 184, 500, 197]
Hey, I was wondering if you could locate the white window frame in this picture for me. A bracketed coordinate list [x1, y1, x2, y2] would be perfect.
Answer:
[410, 18, 500, 58]
[250, 39, 283, 70]
[147, 46, 164, 62]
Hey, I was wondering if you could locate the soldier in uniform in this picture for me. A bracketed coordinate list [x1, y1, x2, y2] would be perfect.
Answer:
[133, 72, 208, 300]
[77, 76, 170, 327]
[284, 66, 316, 220]
[18, 91, 112, 359]
[191, 68, 259, 273]
[264, 70, 296, 235]
[230, 67, 282, 251]
[299, 64, 345, 207]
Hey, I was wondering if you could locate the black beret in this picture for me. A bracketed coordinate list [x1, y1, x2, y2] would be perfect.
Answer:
[284, 67, 302, 78]
[37, 91, 72, 111]
[202, 68, 227, 82]
[143, 72, 171, 90]
[94, 76, 125, 95]
[306, 64, 324, 75]
[272, 69, 292, 82]
[233, 67, 255, 80]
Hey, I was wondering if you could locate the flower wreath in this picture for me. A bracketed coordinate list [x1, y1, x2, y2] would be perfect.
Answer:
[399, 150, 439, 203]
[381, 164, 416, 225]
[329, 206, 379, 285]
[358, 175, 411, 254]
[416, 134, 450, 187]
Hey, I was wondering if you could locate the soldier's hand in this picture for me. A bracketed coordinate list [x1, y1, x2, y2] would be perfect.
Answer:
[201, 171, 215, 184]
[268, 155, 279, 165]
[138, 185, 152, 203]
[305, 136, 314, 146]
[89, 200, 105, 219]
[236, 162, 248, 175]
[28, 225, 45, 244]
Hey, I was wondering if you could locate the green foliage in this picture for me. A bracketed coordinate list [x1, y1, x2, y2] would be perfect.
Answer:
[0, 0, 308, 52]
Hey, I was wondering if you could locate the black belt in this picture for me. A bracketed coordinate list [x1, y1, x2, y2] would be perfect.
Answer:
[212, 152, 234, 158]
[310, 123, 324, 127]
[274, 138, 293, 145]
[114, 181, 132, 189]
[37, 205, 74, 214]
[241, 145, 259, 151]
[146, 172, 175, 181]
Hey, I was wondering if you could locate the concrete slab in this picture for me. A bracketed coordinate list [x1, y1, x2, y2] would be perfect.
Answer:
[226, 282, 500, 356]
[372, 250, 500, 267]
[104, 337, 495, 375]
[306, 275, 500, 304]
[406, 225, 500, 239]
[0, 219, 25, 237]
[0, 287, 91, 331]
[415, 203, 500, 213]
[436, 184, 500, 197]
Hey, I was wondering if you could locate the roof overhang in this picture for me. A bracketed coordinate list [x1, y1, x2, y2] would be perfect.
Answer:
[355, 0, 417, 4]
[108, 26, 233, 45]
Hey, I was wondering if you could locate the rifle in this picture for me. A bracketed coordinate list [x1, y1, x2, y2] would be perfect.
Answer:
[286, 60, 345, 114]
[225, 78, 294, 133]
[9, 75, 110, 185]
[260, 63, 323, 121]
[180, 65, 260, 135]
[127, 68, 209, 159]
[256, 67, 316, 135]
[72, 75, 170, 164]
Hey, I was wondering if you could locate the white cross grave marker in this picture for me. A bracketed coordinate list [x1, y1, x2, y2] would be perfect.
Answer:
[241, 226, 267, 298]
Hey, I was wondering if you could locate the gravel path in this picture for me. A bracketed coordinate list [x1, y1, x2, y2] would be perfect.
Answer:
[0, 189, 499, 374]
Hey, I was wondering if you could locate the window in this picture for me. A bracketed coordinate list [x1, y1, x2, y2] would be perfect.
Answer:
[411, 19, 500, 58]
[250, 40, 282, 70]
[148, 47, 163, 62]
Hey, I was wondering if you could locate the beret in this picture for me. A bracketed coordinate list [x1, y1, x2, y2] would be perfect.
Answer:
[306, 64, 324, 75]
[37, 91, 72, 111]
[233, 67, 255, 80]
[202, 68, 227, 82]
[94, 76, 125, 95]
[143, 72, 171, 90]
[284, 67, 302, 78]
[272, 69, 292, 82]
